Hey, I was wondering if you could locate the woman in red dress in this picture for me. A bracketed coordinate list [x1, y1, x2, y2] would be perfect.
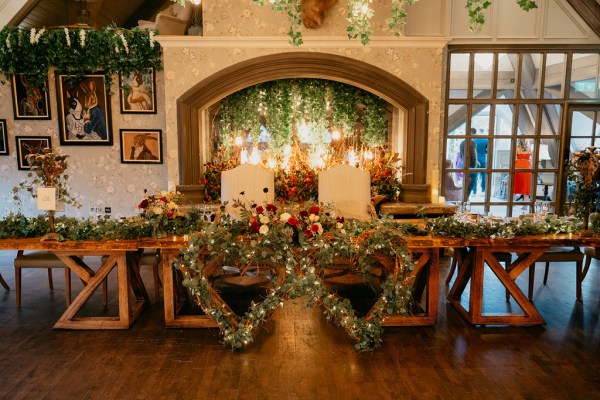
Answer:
[514, 140, 532, 201]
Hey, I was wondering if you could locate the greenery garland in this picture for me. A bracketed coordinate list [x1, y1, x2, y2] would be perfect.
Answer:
[0, 25, 161, 91]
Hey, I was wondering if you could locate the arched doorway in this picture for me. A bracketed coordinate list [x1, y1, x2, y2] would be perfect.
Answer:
[176, 52, 429, 189]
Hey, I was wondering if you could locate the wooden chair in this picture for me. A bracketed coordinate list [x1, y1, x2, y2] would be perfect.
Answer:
[221, 164, 275, 220]
[14, 250, 72, 308]
[318, 164, 372, 221]
[582, 247, 599, 285]
[529, 247, 584, 301]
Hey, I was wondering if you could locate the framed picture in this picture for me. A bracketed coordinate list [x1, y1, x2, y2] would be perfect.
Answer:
[11, 75, 51, 120]
[120, 129, 163, 164]
[119, 68, 157, 114]
[0, 120, 8, 156]
[15, 136, 51, 170]
[55, 73, 112, 145]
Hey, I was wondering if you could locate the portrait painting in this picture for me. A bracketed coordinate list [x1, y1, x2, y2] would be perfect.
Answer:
[56, 73, 112, 145]
[15, 136, 51, 170]
[0, 120, 8, 156]
[120, 129, 162, 164]
[119, 68, 157, 114]
[11, 75, 51, 120]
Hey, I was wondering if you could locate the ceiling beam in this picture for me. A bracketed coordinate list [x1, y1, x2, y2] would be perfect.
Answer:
[566, 0, 600, 38]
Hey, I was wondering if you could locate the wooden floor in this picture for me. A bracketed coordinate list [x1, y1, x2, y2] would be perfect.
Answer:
[1, 249, 599, 399]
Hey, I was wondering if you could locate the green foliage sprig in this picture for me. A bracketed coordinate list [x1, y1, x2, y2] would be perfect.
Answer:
[0, 25, 162, 92]
[566, 146, 600, 228]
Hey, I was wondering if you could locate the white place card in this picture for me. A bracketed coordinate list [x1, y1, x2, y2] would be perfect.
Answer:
[37, 187, 57, 211]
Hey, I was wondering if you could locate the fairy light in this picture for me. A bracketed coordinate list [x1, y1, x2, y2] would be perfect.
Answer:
[249, 148, 260, 165]
[234, 136, 243, 147]
[348, 149, 357, 165]
[240, 148, 249, 164]
[267, 158, 277, 169]
[331, 130, 341, 141]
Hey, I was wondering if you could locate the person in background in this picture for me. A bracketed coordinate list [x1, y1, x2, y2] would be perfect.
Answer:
[459, 131, 478, 199]
[473, 128, 488, 194]
[514, 139, 532, 201]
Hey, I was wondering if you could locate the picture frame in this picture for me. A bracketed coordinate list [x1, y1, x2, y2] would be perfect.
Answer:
[15, 136, 51, 170]
[55, 72, 112, 145]
[0, 120, 8, 156]
[11, 75, 51, 120]
[120, 129, 163, 164]
[119, 68, 157, 114]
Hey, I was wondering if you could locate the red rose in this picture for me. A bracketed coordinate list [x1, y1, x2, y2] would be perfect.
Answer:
[160, 197, 168, 203]
[287, 216, 298, 226]
[299, 210, 309, 218]
[167, 210, 174, 218]
[256, 205, 264, 214]
[266, 204, 277, 213]
[309, 206, 320, 214]
[303, 228, 312, 236]
[311, 223, 319, 233]
[138, 199, 149, 209]
[251, 221, 260, 232]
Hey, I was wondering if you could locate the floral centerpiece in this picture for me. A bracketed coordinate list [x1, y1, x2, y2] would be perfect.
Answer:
[567, 146, 600, 230]
[137, 190, 185, 238]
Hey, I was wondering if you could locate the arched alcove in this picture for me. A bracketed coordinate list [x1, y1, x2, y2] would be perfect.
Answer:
[177, 52, 429, 188]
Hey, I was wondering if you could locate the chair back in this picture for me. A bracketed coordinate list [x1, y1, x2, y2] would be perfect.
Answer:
[318, 164, 371, 221]
[221, 164, 274, 219]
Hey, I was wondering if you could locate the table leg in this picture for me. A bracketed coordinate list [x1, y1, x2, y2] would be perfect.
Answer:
[0, 272, 9, 290]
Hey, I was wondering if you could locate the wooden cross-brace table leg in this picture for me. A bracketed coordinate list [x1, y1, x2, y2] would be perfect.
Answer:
[382, 248, 438, 326]
[52, 250, 149, 330]
[448, 246, 546, 326]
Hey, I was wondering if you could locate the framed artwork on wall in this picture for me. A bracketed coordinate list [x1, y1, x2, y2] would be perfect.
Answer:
[119, 68, 157, 114]
[55, 73, 112, 145]
[11, 75, 51, 120]
[0, 119, 8, 156]
[15, 136, 51, 170]
[120, 129, 163, 164]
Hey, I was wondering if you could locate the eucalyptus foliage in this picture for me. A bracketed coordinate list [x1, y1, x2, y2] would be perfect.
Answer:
[0, 25, 161, 91]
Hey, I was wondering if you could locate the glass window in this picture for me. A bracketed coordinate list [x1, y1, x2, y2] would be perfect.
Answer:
[490, 172, 509, 203]
[540, 104, 562, 136]
[492, 138, 512, 169]
[473, 53, 494, 98]
[497, 53, 517, 99]
[517, 104, 538, 135]
[449, 54, 470, 99]
[544, 53, 566, 99]
[494, 104, 514, 135]
[537, 139, 559, 169]
[520, 53, 541, 99]
[447, 104, 467, 135]
[570, 53, 599, 99]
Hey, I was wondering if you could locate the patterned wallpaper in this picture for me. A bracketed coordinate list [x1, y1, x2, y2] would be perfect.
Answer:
[0, 69, 167, 218]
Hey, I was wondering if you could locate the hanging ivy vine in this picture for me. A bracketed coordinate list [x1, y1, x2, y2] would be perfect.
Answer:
[0, 25, 162, 91]
[216, 78, 388, 154]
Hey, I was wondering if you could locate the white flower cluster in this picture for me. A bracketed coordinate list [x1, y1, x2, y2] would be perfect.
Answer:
[119, 32, 129, 54]
[79, 29, 86, 48]
[5, 33, 10, 49]
[149, 31, 155, 48]
[29, 28, 45, 45]
[64, 28, 71, 47]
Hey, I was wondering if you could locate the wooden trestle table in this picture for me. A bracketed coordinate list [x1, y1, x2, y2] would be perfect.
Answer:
[447, 234, 600, 326]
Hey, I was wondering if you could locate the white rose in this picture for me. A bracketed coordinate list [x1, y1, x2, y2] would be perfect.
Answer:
[259, 215, 270, 224]
[315, 223, 323, 235]
[340, 229, 346, 235]
[259, 225, 269, 235]
[336, 222, 344, 229]
[309, 214, 316, 222]
[279, 212, 291, 222]
[168, 201, 177, 209]
[152, 207, 163, 215]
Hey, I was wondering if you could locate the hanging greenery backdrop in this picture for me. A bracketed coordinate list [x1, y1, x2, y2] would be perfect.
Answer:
[0, 26, 162, 91]
[216, 78, 388, 154]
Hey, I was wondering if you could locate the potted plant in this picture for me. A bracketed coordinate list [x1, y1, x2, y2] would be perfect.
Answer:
[567, 146, 600, 230]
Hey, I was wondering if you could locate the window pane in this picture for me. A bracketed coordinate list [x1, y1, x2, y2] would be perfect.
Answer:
[520, 53, 542, 99]
[443, 170, 464, 202]
[571, 110, 594, 137]
[446, 138, 464, 168]
[489, 205, 508, 218]
[570, 53, 599, 99]
[449, 53, 470, 99]
[494, 104, 513, 135]
[544, 53, 566, 99]
[473, 53, 493, 98]
[536, 172, 556, 202]
[497, 53, 517, 99]
[490, 172, 509, 203]
[569, 138, 592, 153]
[492, 138, 512, 169]
[537, 140, 559, 169]
[517, 104, 538, 135]
[540, 104, 562, 136]
[447, 104, 467, 135]
[512, 205, 532, 216]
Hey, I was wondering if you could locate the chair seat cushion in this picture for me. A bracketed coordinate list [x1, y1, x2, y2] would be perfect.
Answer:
[537, 247, 584, 262]
[14, 251, 67, 268]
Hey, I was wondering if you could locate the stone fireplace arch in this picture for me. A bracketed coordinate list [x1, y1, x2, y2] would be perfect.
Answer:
[177, 52, 429, 189]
